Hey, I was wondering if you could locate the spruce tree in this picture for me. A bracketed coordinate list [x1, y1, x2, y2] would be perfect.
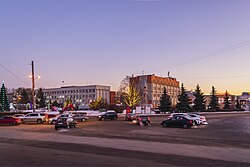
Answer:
[224, 90, 231, 110]
[0, 82, 10, 111]
[36, 88, 46, 108]
[193, 84, 206, 112]
[20, 89, 30, 104]
[159, 87, 172, 113]
[209, 86, 219, 111]
[235, 99, 241, 110]
[176, 83, 191, 112]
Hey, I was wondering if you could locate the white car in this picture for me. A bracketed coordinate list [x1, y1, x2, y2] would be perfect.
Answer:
[188, 113, 208, 125]
[19, 113, 46, 124]
[187, 114, 202, 125]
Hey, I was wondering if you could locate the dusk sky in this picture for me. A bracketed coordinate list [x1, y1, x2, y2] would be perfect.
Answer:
[1, 0, 250, 95]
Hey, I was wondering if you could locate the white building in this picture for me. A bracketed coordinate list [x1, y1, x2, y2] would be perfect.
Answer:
[43, 85, 110, 105]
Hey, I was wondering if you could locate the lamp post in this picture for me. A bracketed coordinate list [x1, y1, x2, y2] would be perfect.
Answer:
[30, 61, 41, 112]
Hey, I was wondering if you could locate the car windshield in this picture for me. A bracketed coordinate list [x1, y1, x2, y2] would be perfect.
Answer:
[139, 116, 148, 118]
[57, 118, 67, 121]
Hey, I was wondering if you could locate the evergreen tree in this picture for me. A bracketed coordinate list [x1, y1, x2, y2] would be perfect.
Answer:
[52, 100, 60, 107]
[209, 86, 219, 111]
[193, 85, 206, 112]
[36, 88, 46, 108]
[159, 87, 172, 113]
[20, 89, 30, 104]
[224, 90, 231, 110]
[176, 83, 191, 112]
[0, 82, 10, 111]
[235, 99, 241, 110]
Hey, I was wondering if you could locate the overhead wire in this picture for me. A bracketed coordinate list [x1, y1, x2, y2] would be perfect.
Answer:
[145, 40, 250, 73]
[0, 63, 30, 86]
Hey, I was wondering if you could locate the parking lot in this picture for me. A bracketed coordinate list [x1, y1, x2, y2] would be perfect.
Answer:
[1, 112, 250, 166]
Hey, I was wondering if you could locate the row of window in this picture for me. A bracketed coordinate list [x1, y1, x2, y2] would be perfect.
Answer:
[48, 94, 96, 99]
[44, 89, 96, 95]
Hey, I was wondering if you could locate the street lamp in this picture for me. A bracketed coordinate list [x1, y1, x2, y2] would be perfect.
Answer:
[30, 61, 41, 112]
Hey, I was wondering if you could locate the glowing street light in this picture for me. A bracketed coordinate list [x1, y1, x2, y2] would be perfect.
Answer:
[30, 61, 41, 112]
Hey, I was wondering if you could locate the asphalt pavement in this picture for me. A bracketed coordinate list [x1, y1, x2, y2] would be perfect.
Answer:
[1, 112, 250, 166]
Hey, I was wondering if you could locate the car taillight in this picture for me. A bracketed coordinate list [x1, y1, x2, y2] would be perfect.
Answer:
[148, 118, 150, 121]
[138, 118, 142, 121]
[189, 120, 193, 124]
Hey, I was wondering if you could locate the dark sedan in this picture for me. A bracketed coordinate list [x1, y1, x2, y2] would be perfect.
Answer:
[55, 117, 76, 130]
[97, 112, 118, 121]
[161, 115, 194, 129]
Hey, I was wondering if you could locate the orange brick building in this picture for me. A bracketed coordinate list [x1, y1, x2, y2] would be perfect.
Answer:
[109, 91, 116, 105]
[130, 74, 180, 108]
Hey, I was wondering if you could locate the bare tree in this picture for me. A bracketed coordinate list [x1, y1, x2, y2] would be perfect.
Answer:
[122, 83, 141, 109]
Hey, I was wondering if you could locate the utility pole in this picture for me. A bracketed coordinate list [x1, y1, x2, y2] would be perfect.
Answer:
[31, 61, 36, 112]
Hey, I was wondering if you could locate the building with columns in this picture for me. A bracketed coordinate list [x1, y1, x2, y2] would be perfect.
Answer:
[43, 85, 110, 105]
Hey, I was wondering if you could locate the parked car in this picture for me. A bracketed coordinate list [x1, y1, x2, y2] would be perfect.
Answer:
[55, 117, 76, 130]
[186, 114, 202, 125]
[189, 113, 208, 125]
[19, 113, 46, 124]
[97, 112, 118, 121]
[13, 114, 25, 123]
[161, 115, 195, 129]
[48, 115, 60, 124]
[0, 116, 19, 125]
[125, 113, 136, 121]
[49, 113, 73, 124]
[73, 113, 88, 122]
[169, 113, 200, 125]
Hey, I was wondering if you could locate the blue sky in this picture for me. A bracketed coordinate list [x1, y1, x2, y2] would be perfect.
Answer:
[1, 0, 250, 94]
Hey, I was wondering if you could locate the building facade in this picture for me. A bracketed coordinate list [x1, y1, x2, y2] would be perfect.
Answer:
[204, 93, 236, 110]
[43, 85, 110, 105]
[130, 75, 180, 108]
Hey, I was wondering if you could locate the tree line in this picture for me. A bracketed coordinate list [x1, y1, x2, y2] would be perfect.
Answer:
[159, 83, 241, 113]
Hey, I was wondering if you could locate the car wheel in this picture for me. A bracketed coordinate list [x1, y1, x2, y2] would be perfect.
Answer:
[51, 120, 56, 125]
[82, 118, 86, 122]
[163, 123, 168, 128]
[183, 124, 188, 129]
[55, 127, 58, 130]
[21, 119, 25, 124]
[37, 119, 42, 124]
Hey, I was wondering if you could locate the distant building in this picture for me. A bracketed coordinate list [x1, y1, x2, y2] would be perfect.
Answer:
[130, 74, 180, 108]
[237, 92, 250, 110]
[43, 85, 110, 105]
[204, 93, 236, 110]
[110, 91, 116, 105]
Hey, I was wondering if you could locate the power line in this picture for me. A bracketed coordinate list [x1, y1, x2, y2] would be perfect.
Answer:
[141, 40, 250, 74]
[180, 74, 250, 80]
[0, 63, 30, 86]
